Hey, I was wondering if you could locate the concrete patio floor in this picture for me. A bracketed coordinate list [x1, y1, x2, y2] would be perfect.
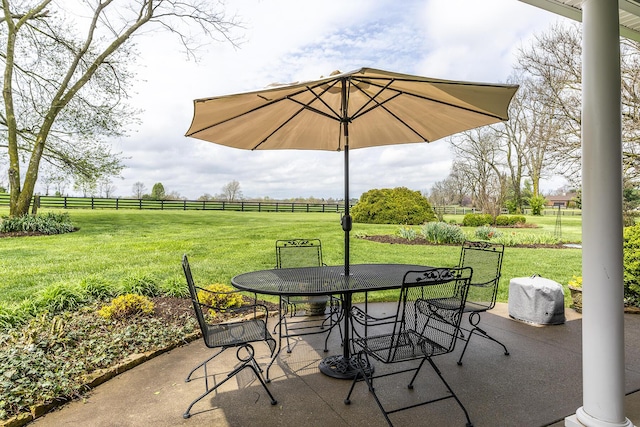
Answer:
[30, 303, 640, 427]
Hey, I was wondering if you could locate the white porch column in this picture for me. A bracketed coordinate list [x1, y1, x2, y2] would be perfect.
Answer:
[566, 0, 632, 426]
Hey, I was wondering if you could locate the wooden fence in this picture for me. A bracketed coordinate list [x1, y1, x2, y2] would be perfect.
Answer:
[0, 194, 349, 213]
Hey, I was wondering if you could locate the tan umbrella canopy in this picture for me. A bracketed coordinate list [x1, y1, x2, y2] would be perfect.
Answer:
[185, 67, 518, 271]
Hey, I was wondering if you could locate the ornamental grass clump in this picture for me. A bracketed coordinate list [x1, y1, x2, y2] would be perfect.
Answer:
[97, 294, 155, 320]
[197, 284, 244, 317]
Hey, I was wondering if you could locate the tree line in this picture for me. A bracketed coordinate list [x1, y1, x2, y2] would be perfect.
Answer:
[2, 4, 640, 219]
[427, 23, 640, 221]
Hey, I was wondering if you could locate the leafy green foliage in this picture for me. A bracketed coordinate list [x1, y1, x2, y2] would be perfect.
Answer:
[80, 275, 116, 301]
[529, 195, 547, 216]
[491, 231, 559, 246]
[0, 307, 197, 419]
[120, 274, 161, 297]
[397, 226, 417, 240]
[421, 222, 466, 244]
[623, 224, 640, 305]
[34, 283, 88, 314]
[351, 187, 436, 225]
[495, 215, 526, 226]
[0, 212, 74, 234]
[462, 213, 493, 227]
[474, 225, 501, 240]
[98, 294, 155, 320]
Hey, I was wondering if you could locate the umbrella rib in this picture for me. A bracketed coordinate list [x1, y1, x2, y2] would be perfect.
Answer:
[253, 81, 344, 150]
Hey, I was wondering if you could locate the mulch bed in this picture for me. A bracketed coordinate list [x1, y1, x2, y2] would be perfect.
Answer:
[359, 235, 572, 249]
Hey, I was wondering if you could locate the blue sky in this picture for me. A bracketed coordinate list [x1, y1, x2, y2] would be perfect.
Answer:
[103, 0, 567, 200]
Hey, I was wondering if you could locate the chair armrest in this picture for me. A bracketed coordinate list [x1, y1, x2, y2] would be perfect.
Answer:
[350, 306, 396, 326]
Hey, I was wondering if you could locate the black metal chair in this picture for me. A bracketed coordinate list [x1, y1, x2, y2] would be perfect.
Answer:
[274, 238, 343, 353]
[344, 267, 474, 427]
[456, 240, 509, 365]
[182, 254, 277, 419]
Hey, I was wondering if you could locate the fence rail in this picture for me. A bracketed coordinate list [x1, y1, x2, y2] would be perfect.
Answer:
[0, 194, 582, 216]
[0, 194, 350, 213]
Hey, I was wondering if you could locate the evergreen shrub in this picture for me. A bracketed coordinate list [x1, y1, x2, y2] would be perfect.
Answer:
[462, 213, 493, 227]
[351, 187, 436, 225]
[623, 224, 640, 306]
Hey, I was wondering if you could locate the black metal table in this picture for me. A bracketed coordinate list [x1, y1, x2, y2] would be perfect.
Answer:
[231, 263, 430, 379]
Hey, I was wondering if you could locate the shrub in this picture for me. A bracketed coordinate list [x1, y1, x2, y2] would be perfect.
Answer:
[529, 195, 547, 216]
[623, 224, 640, 306]
[495, 215, 526, 226]
[351, 187, 437, 225]
[0, 212, 74, 234]
[120, 274, 161, 297]
[421, 222, 466, 244]
[474, 225, 501, 240]
[98, 294, 155, 320]
[197, 284, 244, 317]
[462, 213, 493, 227]
[397, 226, 417, 241]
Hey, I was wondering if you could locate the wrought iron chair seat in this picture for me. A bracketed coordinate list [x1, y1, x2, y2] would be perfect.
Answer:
[344, 267, 474, 427]
[182, 255, 277, 419]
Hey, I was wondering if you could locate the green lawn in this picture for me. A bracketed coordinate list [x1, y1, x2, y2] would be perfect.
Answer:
[0, 209, 582, 308]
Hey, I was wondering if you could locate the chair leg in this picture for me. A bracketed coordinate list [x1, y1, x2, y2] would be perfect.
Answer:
[457, 312, 509, 366]
[427, 358, 473, 427]
[183, 345, 277, 419]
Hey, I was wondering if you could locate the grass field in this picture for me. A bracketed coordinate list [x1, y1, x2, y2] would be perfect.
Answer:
[0, 209, 582, 308]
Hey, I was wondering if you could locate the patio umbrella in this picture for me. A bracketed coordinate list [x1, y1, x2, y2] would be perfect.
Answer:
[185, 67, 518, 274]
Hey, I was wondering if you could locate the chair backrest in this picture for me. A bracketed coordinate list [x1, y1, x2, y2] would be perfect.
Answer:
[182, 254, 208, 337]
[275, 238, 323, 268]
[389, 267, 473, 359]
[458, 240, 504, 309]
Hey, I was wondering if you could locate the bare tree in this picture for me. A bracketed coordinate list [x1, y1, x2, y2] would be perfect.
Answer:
[132, 181, 146, 199]
[98, 177, 116, 198]
[450, 127, 508, 217]
[222, 180, 242, 201]
[516, 23, 640, 186]
[1, 1, 240, 216]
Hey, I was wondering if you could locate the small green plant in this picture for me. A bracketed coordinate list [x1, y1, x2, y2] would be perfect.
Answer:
[120, 274, 160, 297]
[474, 225, 501, 240]
[421, 222, 466, 244]
[80, 275, 116, 301]
[0, 212, 74, 234]
[397, 226, 417, 241]
[35, 283, 87, 313]
[161, 275, 190, 298]
[462, 213, 493, 227]
[97, 294, 155, 320]
[198, 284, 244, 317]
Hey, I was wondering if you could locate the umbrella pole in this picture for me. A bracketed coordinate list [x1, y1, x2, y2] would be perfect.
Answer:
[342, 144, 351, 276]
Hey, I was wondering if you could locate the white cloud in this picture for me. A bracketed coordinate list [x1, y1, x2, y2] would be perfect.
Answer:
[45, 0, 567, 200]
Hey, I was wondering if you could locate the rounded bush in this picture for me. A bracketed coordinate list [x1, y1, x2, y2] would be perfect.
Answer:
[351, 187, 436, 225]
[462, 213, 493, 227]
[198, 284, 244, 317]
[495, 215, 526, 226]
[98, 294, 155, 320]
